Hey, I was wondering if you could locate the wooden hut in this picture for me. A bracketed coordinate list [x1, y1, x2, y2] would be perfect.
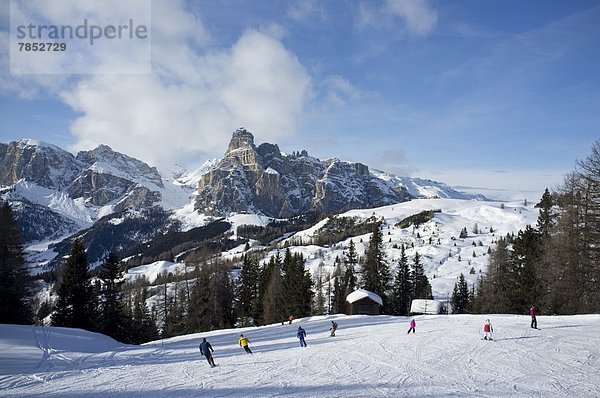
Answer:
[346, 288, 382, 315]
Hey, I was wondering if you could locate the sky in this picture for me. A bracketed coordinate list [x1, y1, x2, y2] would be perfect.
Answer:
[1, 0, 599, 196]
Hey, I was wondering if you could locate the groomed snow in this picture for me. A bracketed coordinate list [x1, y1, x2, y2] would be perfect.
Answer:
[1, 314, 599, 397]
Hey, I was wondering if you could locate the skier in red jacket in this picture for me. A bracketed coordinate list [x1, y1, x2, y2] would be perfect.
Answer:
[530, 306, 538, 329]
[483, 319, 493, 340]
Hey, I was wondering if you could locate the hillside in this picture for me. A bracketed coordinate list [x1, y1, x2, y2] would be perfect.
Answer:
[133, 198, 537, 301]
[1, 314, 599, 397]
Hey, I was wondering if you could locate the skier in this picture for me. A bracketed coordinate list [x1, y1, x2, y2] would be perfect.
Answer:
[483, 319, 494, 340]
[407, 319, 416, 334]
[199, 338, 216, 367]
[329, 321, 338, 337]
[297, 326, 307, 347]
[530, 306, 538, 329]
[238, 334, 253, 354]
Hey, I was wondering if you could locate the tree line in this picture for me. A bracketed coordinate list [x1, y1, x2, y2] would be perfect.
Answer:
[452, 140, 600, 315]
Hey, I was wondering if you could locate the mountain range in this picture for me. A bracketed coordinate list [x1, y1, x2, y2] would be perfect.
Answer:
[0, 128, 484, 270]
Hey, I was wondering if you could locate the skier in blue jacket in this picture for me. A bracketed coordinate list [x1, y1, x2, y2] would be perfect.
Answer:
[297, 326, 307, 347]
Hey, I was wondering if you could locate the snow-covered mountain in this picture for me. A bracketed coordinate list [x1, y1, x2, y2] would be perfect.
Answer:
[2, 314, 599, 397]
[0, 129, 486, 266]
[194, 128, 483, 218]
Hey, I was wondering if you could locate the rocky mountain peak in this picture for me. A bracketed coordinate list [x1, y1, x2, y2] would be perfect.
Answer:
[226, 127, 256, 154]
[0, 139, 82, 190]
[195, 128, 410, 218]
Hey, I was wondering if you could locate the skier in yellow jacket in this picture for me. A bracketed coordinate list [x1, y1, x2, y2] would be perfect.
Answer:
[238, 334, 253, 354]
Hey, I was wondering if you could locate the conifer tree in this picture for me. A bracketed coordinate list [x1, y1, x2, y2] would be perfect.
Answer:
[262, 254, 285, 325]
[236, 254, 260, 325]
[0, 202, 33, 324]
[97, 252, 127, 342]
[186, 264, 213, 332]
[211, 262, 235, 329]
[128, 288, 159, 344]
[451, 273, 470, 314]
[362, 223, 390, 305]
[343, 240, 358, 295]
[411, 252, 432, 300]
[390, 245, 412, 316]
[505, 226, 542, 313]
[313, 261, 326, 315]
[536, 188, 557, 237]
[475, 238, 510, 313]
[52, 239, 97, 331]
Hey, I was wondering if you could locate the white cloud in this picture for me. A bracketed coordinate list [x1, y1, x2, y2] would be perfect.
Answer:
[357, 0, 438, 36]
[63, 27, 310, 169]
[386, 0, 438, 36]
[286, 0, 326, 23]
[323, 75, 363, 106]
[5, 0, 310, 169]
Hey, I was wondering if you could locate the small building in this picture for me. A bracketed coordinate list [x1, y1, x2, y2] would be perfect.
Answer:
[410, 299, 446, 315]
[346, 288, 383, 315]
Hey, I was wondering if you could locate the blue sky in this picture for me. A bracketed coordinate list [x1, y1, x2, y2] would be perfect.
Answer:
[1, 0, 599, 197]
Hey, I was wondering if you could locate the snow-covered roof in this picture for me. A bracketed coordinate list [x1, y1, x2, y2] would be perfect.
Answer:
[346, 288, 383, 306]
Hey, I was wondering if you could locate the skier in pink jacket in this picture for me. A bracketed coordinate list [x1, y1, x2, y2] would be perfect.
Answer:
[407, 319, 416, 334]
[530, 306, 538, 329]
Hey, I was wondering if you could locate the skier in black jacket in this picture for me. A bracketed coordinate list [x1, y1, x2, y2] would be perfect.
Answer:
[199, 338, 216, 367]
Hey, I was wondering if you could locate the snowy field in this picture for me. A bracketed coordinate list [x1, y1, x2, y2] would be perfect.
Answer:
[1, 314, 599, 397]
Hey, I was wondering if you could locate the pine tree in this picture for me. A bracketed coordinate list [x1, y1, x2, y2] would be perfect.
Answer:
[0, 202, 33, 324]
[505, 226, 542, 313]
[236, 254, 260, 326]
[475, 238, 510, 313]
[343, 240, 358, 294]
[128, 288, 159, 344]
[451, 273, 470, 314]
[262, 254, 285, 325]
[52, 239, 97, 331]
[313, 261, 326, 315]
[186, 263, 214, 332]
[97, 252, 127, 342]
[212, 262, 235, 329]
[411, 252, 431, 300]
[390, 245, 412, 316]
[362, 223, 390, 306]
[536, 188, 556, 237]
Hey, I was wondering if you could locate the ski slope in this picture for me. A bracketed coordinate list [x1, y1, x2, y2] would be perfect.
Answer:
[1, 314, 599, 397]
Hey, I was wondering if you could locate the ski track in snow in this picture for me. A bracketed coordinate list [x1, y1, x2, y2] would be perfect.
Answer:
[1, 315, 600, 397]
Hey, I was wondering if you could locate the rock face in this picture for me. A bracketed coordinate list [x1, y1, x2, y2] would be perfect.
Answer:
[0, 140, 165, 242]
[69, 145, 163, 210]
[0, 140, 82, 190]
[195, 128, 410, 217]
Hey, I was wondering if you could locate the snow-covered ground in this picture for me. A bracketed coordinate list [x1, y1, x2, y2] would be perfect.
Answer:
[1, 314, 599, 397]
[268, 198, 537, 300]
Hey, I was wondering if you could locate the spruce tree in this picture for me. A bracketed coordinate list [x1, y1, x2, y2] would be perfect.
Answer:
[411, 252, 432, 300]
[0, 202, 33, 324]
[390, 245, 412, 316]
[52, 239, 97, 331]
[536, 188, 556, 237]
[186, 263, 214, 332]
[505, 226, 542, 313]
[129, 288, 159, 344]
[451, 273, 470, 314]
[97, 252, 127, 342]
[362, 223, 390, 304]
[262, 255, 285, 325]
[236, 254, 260, 325]
[211, 263, 235, 329]
[343, 240, 358, 295]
